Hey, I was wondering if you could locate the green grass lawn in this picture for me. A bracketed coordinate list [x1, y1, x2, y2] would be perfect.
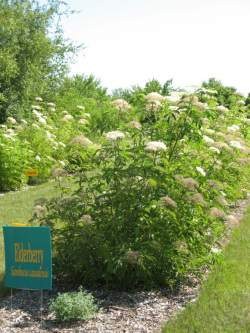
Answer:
[163, 207, 250, 333]
[0, 180, 64, 296]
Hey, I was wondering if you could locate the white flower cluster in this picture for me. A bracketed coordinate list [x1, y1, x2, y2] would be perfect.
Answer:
[145, 141, 167, 152]
[193, 101, 208, 111]
[78, 112, 91, 125]
[182, 95, 199, 104]
[217, 105, 229, 113]
[71, 135, 93, 147]
[203, 135, 215, 145]
[47, 102, 55, 108]
[209, 146, 220, 154]
[6, 117, 17, 125]
[32, 109, 47, 125]
[129, 120, 142, 130]
[196, 166, 206, 177]
[32, 105, 42, 110]
[62, 114, 74, 122]
[227, 124, 240, 133]
[229, 140, 245, 150]
[3, 128, 16, 140]
[77, 105, 85, 111]
[112, 99, 131, 112]
[145, 92, 166, 112]
[78, 118, 89, 125]
[105, 130, 125, 141]
[46, 130, 56, 141]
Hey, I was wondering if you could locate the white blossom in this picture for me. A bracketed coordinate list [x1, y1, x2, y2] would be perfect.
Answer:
[46, 131, 56, 140]
[203, 135, 215, 145]
[20, 119, 28, 125]
[71, 135, 93, 147]
[112, 99, 131, 112]
[217, 105, 229, 113]
[78, 118, 89, 125]
[129, 120, 142, 130]
[193, 101, 208, 111]
[4, 129, 16, 140]
[145, 92, 166, 102]
[209, 146, 220, 154]
[145, 100, 162, 112]
[145, 141, 167, 152]
[32, 109, 42, 117]
[47, 102, 55, 107]
[105, 130, 125, 141]
[6, 117, 17, 125]
[35, 97, 43, 102]
[77, 105, 85, 111]
[3, 133, 15, 140]
[229, 140, 245, 150]
[196, 166, 206, 177]
[211, 247, 221, 254]
[227, 125, 240, 133]
[32, 105, 41, 110]
[182, 94, 199, 103]
[37, 116, 46, 125]
[62, 114, 74, 122]
[35, 155, 41, 161]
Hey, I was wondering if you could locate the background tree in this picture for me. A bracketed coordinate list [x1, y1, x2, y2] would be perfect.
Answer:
[0, 0, 77, 122]
[202, 78, 243, 108]
[56, 74, 108, 105]
[112, 78, 173, 105]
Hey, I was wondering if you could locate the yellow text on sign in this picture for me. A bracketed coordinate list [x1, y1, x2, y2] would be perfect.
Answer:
[14, 242, 44, 265]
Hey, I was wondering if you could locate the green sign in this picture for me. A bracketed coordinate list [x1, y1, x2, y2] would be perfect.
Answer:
[3, 226, 52, 290]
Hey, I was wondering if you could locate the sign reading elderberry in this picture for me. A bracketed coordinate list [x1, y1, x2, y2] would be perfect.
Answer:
[3, 226, 52, 290]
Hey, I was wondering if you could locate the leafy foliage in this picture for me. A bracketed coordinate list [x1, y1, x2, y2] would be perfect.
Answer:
[0, 132, 29, 191]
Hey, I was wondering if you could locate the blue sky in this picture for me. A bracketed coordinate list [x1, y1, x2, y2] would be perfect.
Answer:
[60, 0, 250, 94]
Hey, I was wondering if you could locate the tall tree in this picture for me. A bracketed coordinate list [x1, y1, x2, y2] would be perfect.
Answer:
[0, 0, 77, 122]
[202, 78, 241, 108]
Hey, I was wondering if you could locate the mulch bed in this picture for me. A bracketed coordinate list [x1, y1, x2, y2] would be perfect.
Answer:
[0, 193, 249, 333]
